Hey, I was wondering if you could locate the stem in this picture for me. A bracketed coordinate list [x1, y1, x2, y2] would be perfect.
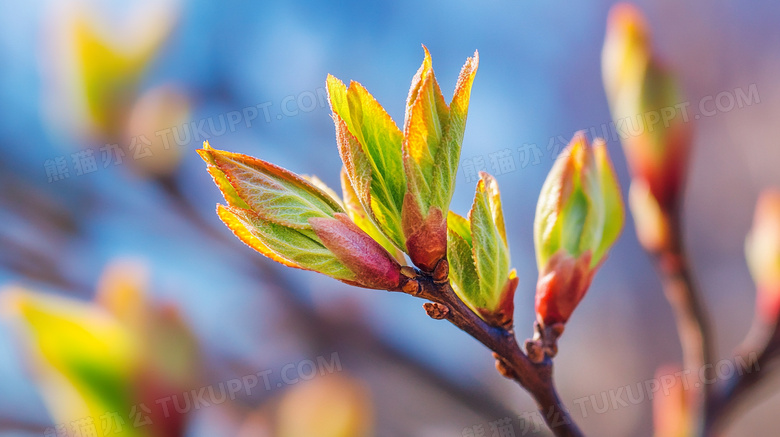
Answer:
[704, 322, 780, 435]
[416, 276, 584, 437]
[651, 210, 714, 435]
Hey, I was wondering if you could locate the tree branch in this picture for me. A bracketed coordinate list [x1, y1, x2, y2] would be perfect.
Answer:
[704, 320, 780, 435]
[414, 274, 584, 437]
[649, 210, 714, 435]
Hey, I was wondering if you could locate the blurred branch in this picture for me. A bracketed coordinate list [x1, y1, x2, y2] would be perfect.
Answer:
[705, 318, 780, 435]
[649, 208, 714, 434]
[0, 417, 48, 434]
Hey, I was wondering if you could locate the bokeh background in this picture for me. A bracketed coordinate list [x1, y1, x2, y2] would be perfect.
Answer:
[1, 0, 779, 436]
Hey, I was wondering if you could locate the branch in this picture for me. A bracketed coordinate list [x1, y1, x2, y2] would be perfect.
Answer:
[413, 272, 584, 437]
[704, 320, 780, 434]
[649, 209, 714, 434]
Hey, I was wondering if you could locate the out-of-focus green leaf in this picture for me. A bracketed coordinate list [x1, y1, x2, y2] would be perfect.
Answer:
[3, 289, 142, 437]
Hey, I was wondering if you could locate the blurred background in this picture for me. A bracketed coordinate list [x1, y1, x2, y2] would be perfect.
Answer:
[1, 0, 779, 436]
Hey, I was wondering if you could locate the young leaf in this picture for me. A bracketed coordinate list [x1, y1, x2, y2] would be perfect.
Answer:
[447, 219, 481, 314]
[201, 141, 403, 290]
[341, 168, 404, 261]
[199, 144, 344, 229]
[219, 205, 357, 283]
[328, 47, 478, 273]
[470, 173, 511, 307]
[399, 47, 480, 272]
[327, 75, 407, 250]
[533, 133, 625, 326]
[447, 176, 517, 328]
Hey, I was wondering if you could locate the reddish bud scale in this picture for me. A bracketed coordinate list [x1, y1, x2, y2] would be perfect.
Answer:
[309, 213, 402, 290]
[624, 120, 691, 211]
[401, 194, 447, 272]
[535, 251, 595, 326]
[478, 274, 519, 330]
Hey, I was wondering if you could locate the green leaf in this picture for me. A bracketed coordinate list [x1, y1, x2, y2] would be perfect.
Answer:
[447, 224, 481, 312]
[432, 50, 479, 213]
[447, 211, 472, 247]
[220, 205, 356, 282]
[327, 76, 407, 250]
[470, 173, 511, 310]
[199, 145, 344, 229]
[341, 168, 404, 261]
[402, 46, 450, 215]
[5, 289, 141, 437]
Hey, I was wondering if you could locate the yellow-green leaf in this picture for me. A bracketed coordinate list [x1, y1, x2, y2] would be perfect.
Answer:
[219, 205, 356, 282]
[199, 145, 344, 229]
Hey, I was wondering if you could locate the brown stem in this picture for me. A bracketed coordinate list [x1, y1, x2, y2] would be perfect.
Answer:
[650, 210, 714, 435]
[704, 323, 780, 435]
[415, 275, 584, 437]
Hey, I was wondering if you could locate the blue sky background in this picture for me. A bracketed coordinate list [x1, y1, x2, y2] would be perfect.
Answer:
[1, 1, 779, 435]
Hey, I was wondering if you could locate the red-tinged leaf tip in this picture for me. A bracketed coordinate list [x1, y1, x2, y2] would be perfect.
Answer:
[198, 145, 251, 209]
[309, 213, 401, 290]
[451, 50, 479, 110]
[216, 205, 301, 270]
[607, 3, 649, 41]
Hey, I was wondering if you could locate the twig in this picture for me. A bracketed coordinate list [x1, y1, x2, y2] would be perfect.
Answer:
[414, 273, 584, 437]
[648, 208, 714, 434]
[704, 322, 780, 435]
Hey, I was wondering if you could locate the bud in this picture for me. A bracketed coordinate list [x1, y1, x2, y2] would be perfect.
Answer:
[199, 143, 401, 290]
[401, 46, 479, 272]
[628, 179, 672, 252]
[309, 213, 402, 290]
[448, 173, 518, 328]
[745, 189, 780, 324]
[602, 3, 692, 211]
[327, 47, 478, 272]
[534, 133, 624, 326]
